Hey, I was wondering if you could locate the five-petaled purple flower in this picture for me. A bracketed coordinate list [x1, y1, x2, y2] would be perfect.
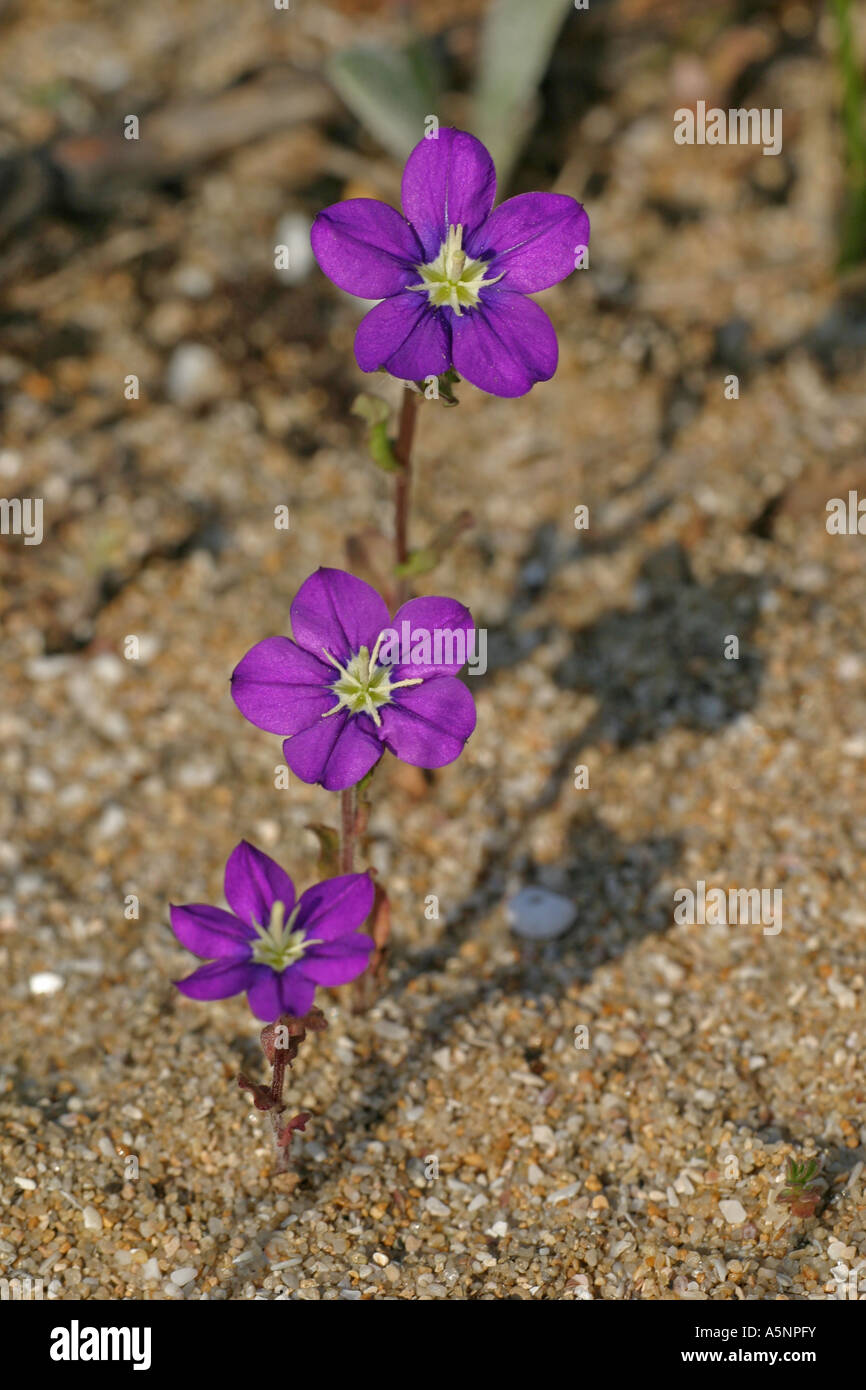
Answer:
[171, 841, 375, 1021]
[311, 127, 589, 398]
[231, 567, 477, 791]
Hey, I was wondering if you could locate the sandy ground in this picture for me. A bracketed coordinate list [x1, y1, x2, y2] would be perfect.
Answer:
[2, 1, 866, 1299]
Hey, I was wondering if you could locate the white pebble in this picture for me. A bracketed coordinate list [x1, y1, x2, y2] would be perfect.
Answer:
[25, 767, 54, 793]
[82, 1205, 103, 1232]
[170, 1266, 197, 1286]
[141, 1258, 160, 1281]
[828, 1241, 856, 1262]
[507, 887, 576, 940]
[90, 653, 125, 685]
[487, 1221, 508, 1238]
[719, 1199, 747, 1225]
[29, 971, 64, 996]
[94, 804, 126, 840]
[527, 1163, 545, 1186]
[174, 264, 214, 299]
[425, 1197, 451, 1217]
[432, 1047, 452, 1071]
[14, 1176, 36, 1190]
[532, 1124, 556, 1147]
[827, 976, 857, 1009]
[374, 1019, 409, 1042]
[547, 1181, 581, 1205]
[166, 343, 224, 407]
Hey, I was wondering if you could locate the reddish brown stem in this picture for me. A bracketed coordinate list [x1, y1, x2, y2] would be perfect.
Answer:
[393, 387, 419, 603]
[238, 1009, 327, 1174]
[340, 784, 357, 874]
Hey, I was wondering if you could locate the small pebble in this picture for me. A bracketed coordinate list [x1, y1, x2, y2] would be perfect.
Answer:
[547, 1182, 581, 1205]
[29, 972, 64, 996]
[166, 343, 225, 407]
[719, 1200, 747, 1225]
[507, 887, 576, 940]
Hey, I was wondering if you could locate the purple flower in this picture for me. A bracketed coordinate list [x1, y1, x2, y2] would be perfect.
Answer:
[171, 841, 375, 1021]
[310, 127, 589, 398]
[231, 567, 477, 791]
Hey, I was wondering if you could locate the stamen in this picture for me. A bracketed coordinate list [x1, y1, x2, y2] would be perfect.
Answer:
[250, 901, 323, 972]
[318, 635, 425, 725]
[370, 630, 387, 667]
[408, 223, 504, 316]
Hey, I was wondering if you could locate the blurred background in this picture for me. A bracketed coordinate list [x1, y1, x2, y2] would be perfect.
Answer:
[2, 0, 866, 1303]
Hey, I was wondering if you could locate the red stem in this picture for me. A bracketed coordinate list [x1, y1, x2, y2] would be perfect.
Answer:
[340, 784, 357, 874]
[393, 388, 419, 603]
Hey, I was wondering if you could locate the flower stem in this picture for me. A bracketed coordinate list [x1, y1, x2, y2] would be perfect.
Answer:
[833, 0, 866, 266]
[393, 387, 419, 603]
[238, 1011, 326, 1174]
[340, 784, 358, 873]
[269, 1090, 290, 1173]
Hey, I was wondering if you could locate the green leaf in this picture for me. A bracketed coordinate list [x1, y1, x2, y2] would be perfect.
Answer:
[473, 0, 573, 188]
[351, 393, 400, 472]
[327, 40, 442, 162]
[394, 547, 439, 579]
[351, 392, 390, 428]
[305, 823, 340, 879]
[368, 422, 400, 473]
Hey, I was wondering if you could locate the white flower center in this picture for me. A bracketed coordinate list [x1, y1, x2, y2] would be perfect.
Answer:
[251, 899, 320, 972]
[408, 223, 503, 316]
[321, 634, 422, 728]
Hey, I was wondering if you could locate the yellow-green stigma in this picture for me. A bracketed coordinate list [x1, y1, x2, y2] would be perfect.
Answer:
[321, 634, 422, 729]
[251, 899, 318, 972]
[408, 223, 503, 316]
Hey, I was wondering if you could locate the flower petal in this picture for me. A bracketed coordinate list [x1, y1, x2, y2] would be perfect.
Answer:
[295, 873, 376, 942]
[467, 192, 590, 293]
[386, 594, 475, 678]
[224, 841, 295, 927]
[355, 292, 451, 380]
[245, 964, 316, 1022]
[298, 937, 375, 987]
[231, 636, 333, 735]
[169, 903, 255, 958]
[451, 289, 558, 398]
[401, 129, 496, 260]
[290, 567, 391, 665]
[310, 198, 422, 297]
[175, 957, 255, 1002]
[380, 675, 476, 767]
[283, 712, 382, 791]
